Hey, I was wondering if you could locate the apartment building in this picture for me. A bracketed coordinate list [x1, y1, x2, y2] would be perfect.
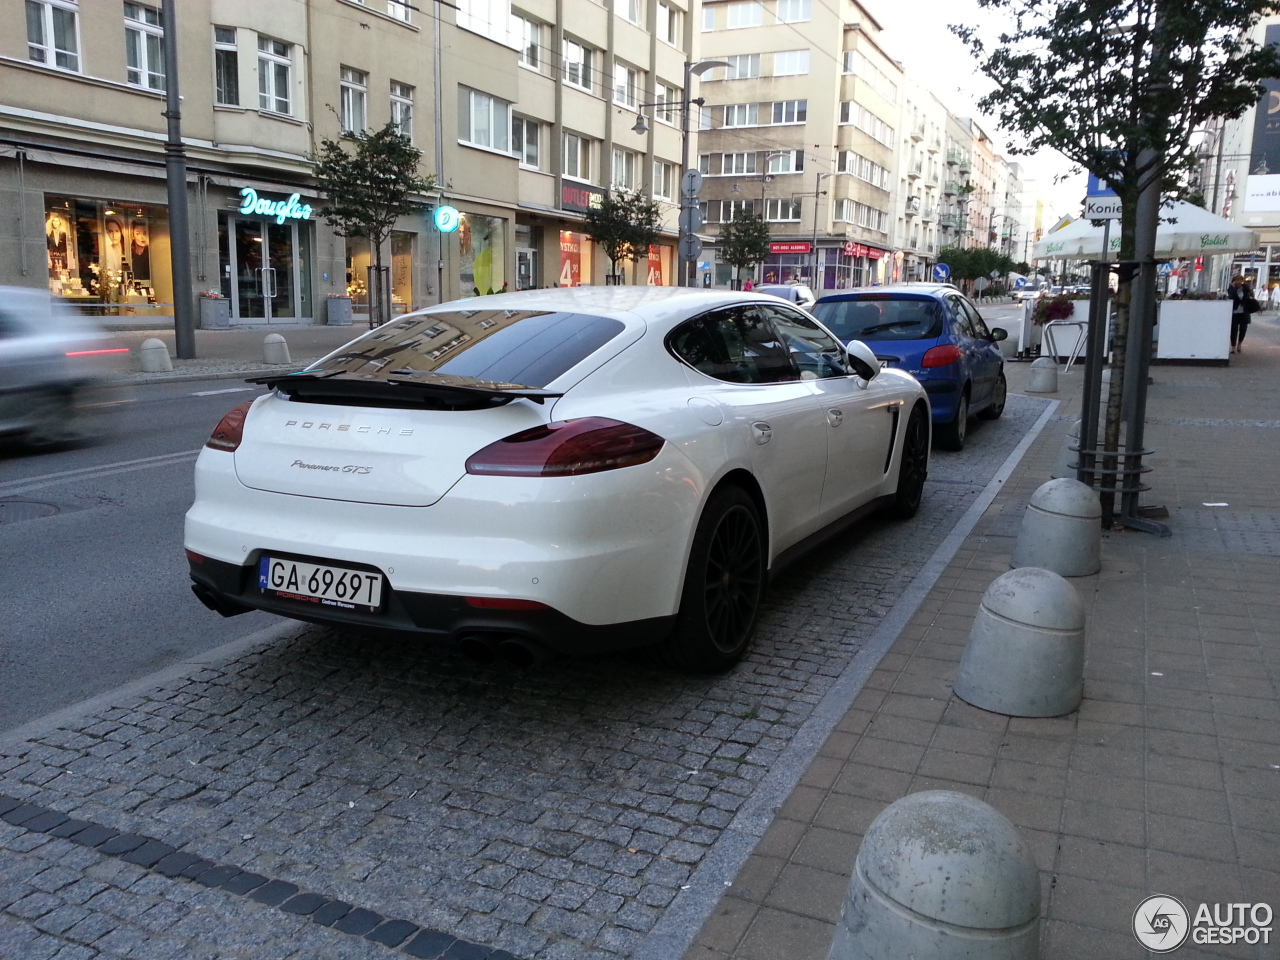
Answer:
[2, 0, 692, 327]
[697, 0, 903, 291]
[891, 77, 948, 280]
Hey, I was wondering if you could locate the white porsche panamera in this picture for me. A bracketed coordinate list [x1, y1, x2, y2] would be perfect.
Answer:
[185, 287, 929, 671]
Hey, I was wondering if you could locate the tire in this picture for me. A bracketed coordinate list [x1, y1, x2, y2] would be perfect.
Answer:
[935, 390, 969, 451]
[978, 373, 1007, 421]
[890, 407, 929, 519]
[660, 486, 766, 671]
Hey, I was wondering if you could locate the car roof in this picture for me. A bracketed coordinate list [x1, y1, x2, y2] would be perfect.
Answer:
[815, 283, 958, 303]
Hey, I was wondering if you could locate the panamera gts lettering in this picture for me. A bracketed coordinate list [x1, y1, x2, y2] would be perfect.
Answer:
[290, 460, 373, 474]
[283, 420, 413, 436]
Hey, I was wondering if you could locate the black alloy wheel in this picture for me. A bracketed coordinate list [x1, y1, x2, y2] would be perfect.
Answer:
[978, 372, 1007, 420]
[890, 407, 929, 519]
[662, 486, 765, 671]
[936, 391, 969, 451]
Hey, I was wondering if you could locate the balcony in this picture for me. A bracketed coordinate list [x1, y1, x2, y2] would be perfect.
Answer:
[943, 180, 959, 196]
[907, 162, 922, 180]
[927, 137, 942, 154]
[946, 148, 964, 166]
[939, 213, 958, 227]
[958, 156, 971, 175]
[910, 122, 925, 142]
[921, 205, 937, 222]
[904, 195, 922, 217]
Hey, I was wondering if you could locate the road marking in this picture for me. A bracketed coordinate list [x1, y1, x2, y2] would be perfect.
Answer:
[190, 387, 256, 397]
[0, 449, 202, 496]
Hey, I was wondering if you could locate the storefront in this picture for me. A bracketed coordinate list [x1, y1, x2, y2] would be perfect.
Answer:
[558, 230, 593, 287]
[43, 195, 172, 317]
[216, 187, 315, 323]
[458, 211, 507, 295]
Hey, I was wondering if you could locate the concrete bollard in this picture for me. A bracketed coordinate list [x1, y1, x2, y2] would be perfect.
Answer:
[1011, 478, 1101, 577]
[138, 338, 172, 373]
[1025, 356, 1058, 393]
[954, 568, 1085, 718]
[263, 333, 291, 365]
[827, 790, 1041, 960]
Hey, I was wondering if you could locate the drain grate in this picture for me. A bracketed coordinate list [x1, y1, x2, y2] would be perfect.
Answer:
[0, 499, 61, 524]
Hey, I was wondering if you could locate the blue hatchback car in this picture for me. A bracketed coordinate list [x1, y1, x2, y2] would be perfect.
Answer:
[812, 284, 1008, 450]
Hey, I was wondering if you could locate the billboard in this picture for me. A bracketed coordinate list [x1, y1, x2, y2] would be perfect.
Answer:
[1249, 24, 1280, 175]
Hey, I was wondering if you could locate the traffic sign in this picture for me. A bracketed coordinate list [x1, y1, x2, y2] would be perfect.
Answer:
[1157, 262, 1173, 276]
[973, 277, 990, 292]
[678, 206, 704, 233]
[680, 169, 703, 199]
[1086, 172, 1118, 197]
[1014, 277, 1027, 288]
[989, 269, 1002, 279]
[933, 263, 950, 281]
[1084, 196, 1122, 220]
[678, 234, 703, 261]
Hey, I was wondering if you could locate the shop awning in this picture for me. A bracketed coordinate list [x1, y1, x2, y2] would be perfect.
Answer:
[1034, 201, 1258, 260]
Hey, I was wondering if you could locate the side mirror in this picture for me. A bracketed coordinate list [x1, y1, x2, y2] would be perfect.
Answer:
[990, 327, 1008, 342]
[846, 339, 880, 380]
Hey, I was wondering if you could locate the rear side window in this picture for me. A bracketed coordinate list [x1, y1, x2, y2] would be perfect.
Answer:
[309, 310, 624, 388]
[812, 297, 943, 341]
[669, 306, 799, 383]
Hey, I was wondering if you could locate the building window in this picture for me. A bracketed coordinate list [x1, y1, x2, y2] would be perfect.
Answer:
[458, 86, 511, 152]
[340, 66, 368, 133]
[612, 148, 639, 190]
[723, 153, 757, 175]
[386, 0, 410, 21]
[724, 53, 759, 80]
[512, 115, 539, 167]
[26, 0, 80, 71]
[838, 150, 891, 190]
[213, 26, 239, 105]
[723, 103, 759, 127]
[701, 6, 714, 31]
[770, 100, 806, 124]
[773, 49, 809, 76]
[843, 49, 898, 102]
[563, 38, 594, 92]
[698, 154, 713, 175]
[124, 2, 164, 90]
[653, 160, 674, 200]
[258, 37, 292, 114]
[656, 2, 682, 45]
[613, 62, 639, 107]
[563, 132, 592, 181]
[655, 81, 679, 124]
[776, 0, 811, 23]
[512, 13, 540, 69]
[614, 0, 641, 24]
[767, 150, 804, 173]
[833, 199, 853, 222]
[726, 1, 763, 28]
[766, 198, 801, 222]
[839, 101, 895, 146]
[390, 81, 413, 138]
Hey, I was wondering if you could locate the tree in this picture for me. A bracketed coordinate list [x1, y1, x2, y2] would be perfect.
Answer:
[719, 209, 772, 288]
[582, 190, 663, 282]
[953, 0, 1280, 516]
[313, 122, 434, 326]
[937, 245, 1016, 294]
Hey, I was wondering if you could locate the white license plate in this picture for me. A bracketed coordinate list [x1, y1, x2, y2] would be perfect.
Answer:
[258, 556, 384, 613]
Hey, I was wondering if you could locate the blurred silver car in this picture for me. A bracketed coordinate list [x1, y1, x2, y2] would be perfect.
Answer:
[0, 287, 127, 447]
[757, 283, 817, 310]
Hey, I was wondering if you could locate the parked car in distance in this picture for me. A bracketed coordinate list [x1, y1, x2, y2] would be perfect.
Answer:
[812, 283, 1008, 450]
[0, 286, 128, 448]
[757, 283, 816, 311]
[186, 287, 931, 671]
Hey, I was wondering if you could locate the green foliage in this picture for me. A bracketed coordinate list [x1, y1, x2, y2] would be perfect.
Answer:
[936, 245, 1017, 281]
[719, 208, 772, 276]
[582, 191, 663, 279]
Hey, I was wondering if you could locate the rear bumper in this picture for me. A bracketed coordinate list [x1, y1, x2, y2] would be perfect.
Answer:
[187, 553, 674, 655]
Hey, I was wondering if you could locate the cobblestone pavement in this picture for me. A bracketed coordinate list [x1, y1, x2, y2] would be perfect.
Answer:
[0, 393, 1051, 960]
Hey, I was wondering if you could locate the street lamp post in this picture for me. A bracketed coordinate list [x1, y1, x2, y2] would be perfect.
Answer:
[630, 59, 729, 287]
[809, 172, 833, 289]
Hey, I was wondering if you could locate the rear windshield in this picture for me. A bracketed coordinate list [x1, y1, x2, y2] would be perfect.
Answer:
[308, 309, 625, 388]
[812, 297, 943, 341]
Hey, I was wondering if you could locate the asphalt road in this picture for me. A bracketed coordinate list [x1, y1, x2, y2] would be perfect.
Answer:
[0, 380, 278, 731]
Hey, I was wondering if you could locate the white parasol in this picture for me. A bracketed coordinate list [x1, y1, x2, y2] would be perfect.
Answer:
[1033, 200, 1258, 260]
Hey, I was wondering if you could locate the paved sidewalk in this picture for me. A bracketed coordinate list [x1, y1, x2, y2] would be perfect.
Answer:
[684, 318, 1280, 959]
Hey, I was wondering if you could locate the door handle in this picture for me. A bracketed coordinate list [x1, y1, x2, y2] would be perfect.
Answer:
[265, 267, 277, 299]
[750, 421, 772, 445]
[826, 408, 844, 427]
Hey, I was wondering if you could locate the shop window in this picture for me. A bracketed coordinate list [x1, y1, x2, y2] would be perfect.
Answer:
[214, 26, 238, 105]
[124, 2, 165, 90]
[512, 116, 539, 168]
[391, 231, 413, 314]
[459, 214, 506, 295]
[258, 36, 292, 115]
[559, 230, 593, 287]
[458, 86, 511, 152]
[340, 66, 368, 133]
[346, 237, 371, 308]
[26, 0, 80, 72]
[390, 81, 414, 139]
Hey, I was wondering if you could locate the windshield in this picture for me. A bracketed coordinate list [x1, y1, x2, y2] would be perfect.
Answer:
[812, 297, 943, 341]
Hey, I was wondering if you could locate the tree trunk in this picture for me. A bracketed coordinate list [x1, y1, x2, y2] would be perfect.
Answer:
[1099, 182, 1140, 527]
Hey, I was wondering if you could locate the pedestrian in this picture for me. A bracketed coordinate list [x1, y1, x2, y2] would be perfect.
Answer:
[1226, 274, 1259, 354]
[1270, 282, 1280, 311]
[743, 277, 754, 292]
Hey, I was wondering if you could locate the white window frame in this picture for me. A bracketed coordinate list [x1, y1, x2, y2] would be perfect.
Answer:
[213, 26, 239, 105]
[613, 61, 639, 108]
[653, 160, 674, 200]
[723, 103, 759, 128]
[655, 81, 679, 125]
[257, 36, 292, 115]
[767, 150, 803, 174]
[340, 66, 368, 134]
[614, 0, 642, 24]
[765, 198, 801, 222]
[612, 147, 639, 190]
[726, 1, 763, 28]
[563, 131, 592, 181]
[385, 0, 410, 21]
[390, 80, 414, 138]
[833, 198, 853, 222]
[770, 100, 806, 124]
[701, 6, 714, 31]
[722, 152, 757, 175]
[776, 0, 811, 23]
[124, 2, 165, 90]
[656, 2, 682, 46]
[772, 49, 809, 76]
[563, 38, 594, 93]
[512, 13, 541, 70]
[26, 0, 80, 72]
[512, 115, 540, 168]
[458, 86, 512, 153]
[724, 53, 759, 80]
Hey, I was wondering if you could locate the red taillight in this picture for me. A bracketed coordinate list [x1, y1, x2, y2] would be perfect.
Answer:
[65, 347, 131, 357]
[465, 417, 666, 477]
[185, 549, 205, 564]
[921, 344, 962, 368]
[206, 401, 253, 452]
[463, 596, 550, 610]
